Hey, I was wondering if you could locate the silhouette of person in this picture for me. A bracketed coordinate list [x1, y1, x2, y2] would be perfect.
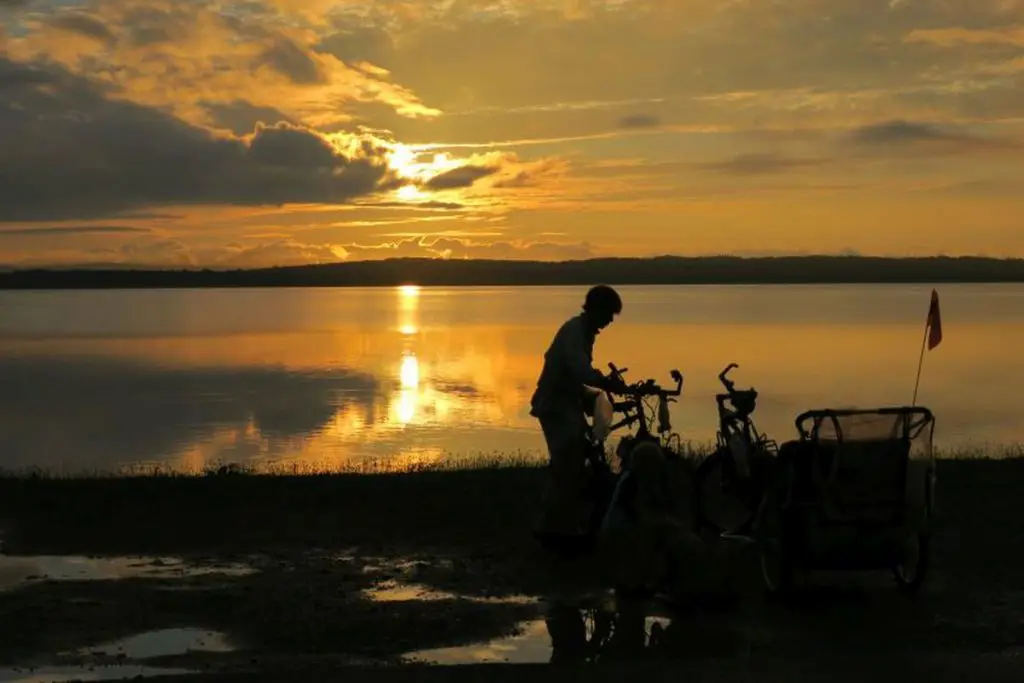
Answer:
[530, 285, 626, 541]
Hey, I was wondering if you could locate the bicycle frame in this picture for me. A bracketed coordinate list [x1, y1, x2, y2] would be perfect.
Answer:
[604, 364, 683, 449]
[714, 364, 777, 479]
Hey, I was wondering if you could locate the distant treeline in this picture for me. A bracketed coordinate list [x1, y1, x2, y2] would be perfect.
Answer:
[2, 256, 1024, 289]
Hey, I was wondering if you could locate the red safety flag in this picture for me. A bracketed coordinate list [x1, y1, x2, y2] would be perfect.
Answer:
[927, 289, 942, 350]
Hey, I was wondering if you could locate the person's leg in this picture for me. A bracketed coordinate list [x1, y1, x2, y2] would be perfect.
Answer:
[538, 413, 587, 537]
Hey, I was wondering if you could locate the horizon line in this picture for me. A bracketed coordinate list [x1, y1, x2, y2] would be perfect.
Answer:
[3, 253, 1023, 273]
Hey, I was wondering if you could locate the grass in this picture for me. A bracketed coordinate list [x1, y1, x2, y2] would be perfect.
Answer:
[0, 442, 717, 556]
[0, 444, 1020, 557]
[2, 440, 1012, 482]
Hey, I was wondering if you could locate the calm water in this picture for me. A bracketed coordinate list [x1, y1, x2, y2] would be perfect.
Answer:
[0, 284, 1020, 474]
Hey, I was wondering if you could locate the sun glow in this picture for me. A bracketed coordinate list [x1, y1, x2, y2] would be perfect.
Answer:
[396, 184, 425, 202]
[387, 144, 466, 203]
[400, 353, 419, 389]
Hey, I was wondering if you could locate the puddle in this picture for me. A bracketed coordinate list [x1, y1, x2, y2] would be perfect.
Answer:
[403, 614, 674, 665]
[0, 664, 195, 682]
[0, 555, 255, 591]
[359, 558, 426, 575]
[75, 628, 235, 660]
[362, 580, 539, 605]
[403, 595, 755, 666]
[404, 619, 556, 664]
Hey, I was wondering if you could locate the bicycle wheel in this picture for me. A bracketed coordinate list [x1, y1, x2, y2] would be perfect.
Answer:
[692, 446, 762, 536]
[893, 528, 931, 594]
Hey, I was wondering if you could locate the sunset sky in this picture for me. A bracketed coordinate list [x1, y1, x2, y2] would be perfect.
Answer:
[1, 0, 1022, 267]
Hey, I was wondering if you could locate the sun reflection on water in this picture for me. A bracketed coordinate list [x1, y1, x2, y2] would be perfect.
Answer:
[394, 353, 420, 425]
[400, 354, 419, 389]
[397, 284, 420, 335]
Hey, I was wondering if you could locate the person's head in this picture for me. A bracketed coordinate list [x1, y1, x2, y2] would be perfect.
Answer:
[582, 284, 622, 330]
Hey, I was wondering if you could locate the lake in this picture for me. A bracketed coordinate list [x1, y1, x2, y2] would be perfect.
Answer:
[0, 284, 1020, 474]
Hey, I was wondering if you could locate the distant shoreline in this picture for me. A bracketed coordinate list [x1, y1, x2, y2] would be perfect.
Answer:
[2, 255, 1023, 289]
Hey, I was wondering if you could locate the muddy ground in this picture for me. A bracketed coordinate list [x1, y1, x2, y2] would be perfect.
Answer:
[0, 459, 1022, 681]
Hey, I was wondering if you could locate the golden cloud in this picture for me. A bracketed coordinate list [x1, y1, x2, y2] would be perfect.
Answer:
[5, 0, 440, 133]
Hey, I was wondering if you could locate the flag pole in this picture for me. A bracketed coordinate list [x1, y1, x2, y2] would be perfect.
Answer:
[911, 318, 930, 407]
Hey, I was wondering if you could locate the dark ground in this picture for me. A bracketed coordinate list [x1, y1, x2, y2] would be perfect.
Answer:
[0, 458, 1022, 681]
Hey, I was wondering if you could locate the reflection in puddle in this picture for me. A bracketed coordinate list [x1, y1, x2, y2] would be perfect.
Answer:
[76, 628, 235, 659]
[404, 600, 750, 665]
[0, 555, 254, 591]
[0, 664, 195, 682]
[363, 579, 539, 605]
[404, 619, 553, 665]
[359, 558, 425, 575]
[402, 615, 674, 665]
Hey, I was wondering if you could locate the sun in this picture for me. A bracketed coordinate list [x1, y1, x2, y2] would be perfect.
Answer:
[387, 143, 464, 201]
[396, 185, 425, 202]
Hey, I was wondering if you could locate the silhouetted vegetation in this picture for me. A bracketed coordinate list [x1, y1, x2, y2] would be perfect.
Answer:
[3, 255, 1024, 289]
[0, 450, 1019, 555]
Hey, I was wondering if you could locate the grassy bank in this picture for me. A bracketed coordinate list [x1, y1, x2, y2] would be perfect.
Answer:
[0, 463, 548, 556]
[1, 449, 1022, 557]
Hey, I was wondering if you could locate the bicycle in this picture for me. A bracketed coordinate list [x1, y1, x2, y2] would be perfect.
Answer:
[543, 362, 770, 555]
[604, 363, 685, 456]
[691, 363, 779, 539]
[577, 364, 685, 541]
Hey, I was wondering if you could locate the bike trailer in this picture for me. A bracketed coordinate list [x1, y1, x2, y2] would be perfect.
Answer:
[785, 406, 936, 573]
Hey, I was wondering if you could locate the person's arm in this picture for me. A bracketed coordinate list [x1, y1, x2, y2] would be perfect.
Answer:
[559, 320, 611, 391]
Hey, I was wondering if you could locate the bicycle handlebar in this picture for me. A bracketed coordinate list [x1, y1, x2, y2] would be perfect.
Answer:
[718, 363, 739, 393]
[716, 363, 758, 417]
[607, 363, 683, 400]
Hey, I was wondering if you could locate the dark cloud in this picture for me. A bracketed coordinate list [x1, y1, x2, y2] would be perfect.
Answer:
[363, 200, 465, 210]
[0, 225, 149, 237]
[696, 153, 831, 175]
[256, 36, 326, 84]
[0, 58, 400, 221]
[121, 6, 193, 47]
[202, 99, 297, 135]
[489, 157, 565, 189]
[246, 122, 340, 168]
[847, 119, 1020, 155]
[46, 12, 117, 46]
[316, 27, 395, 69]
[850, 120, 958, 145]
[618, 114, 660, 129]
[0, 62, 53, 89]
[423, 164, 499, 190]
